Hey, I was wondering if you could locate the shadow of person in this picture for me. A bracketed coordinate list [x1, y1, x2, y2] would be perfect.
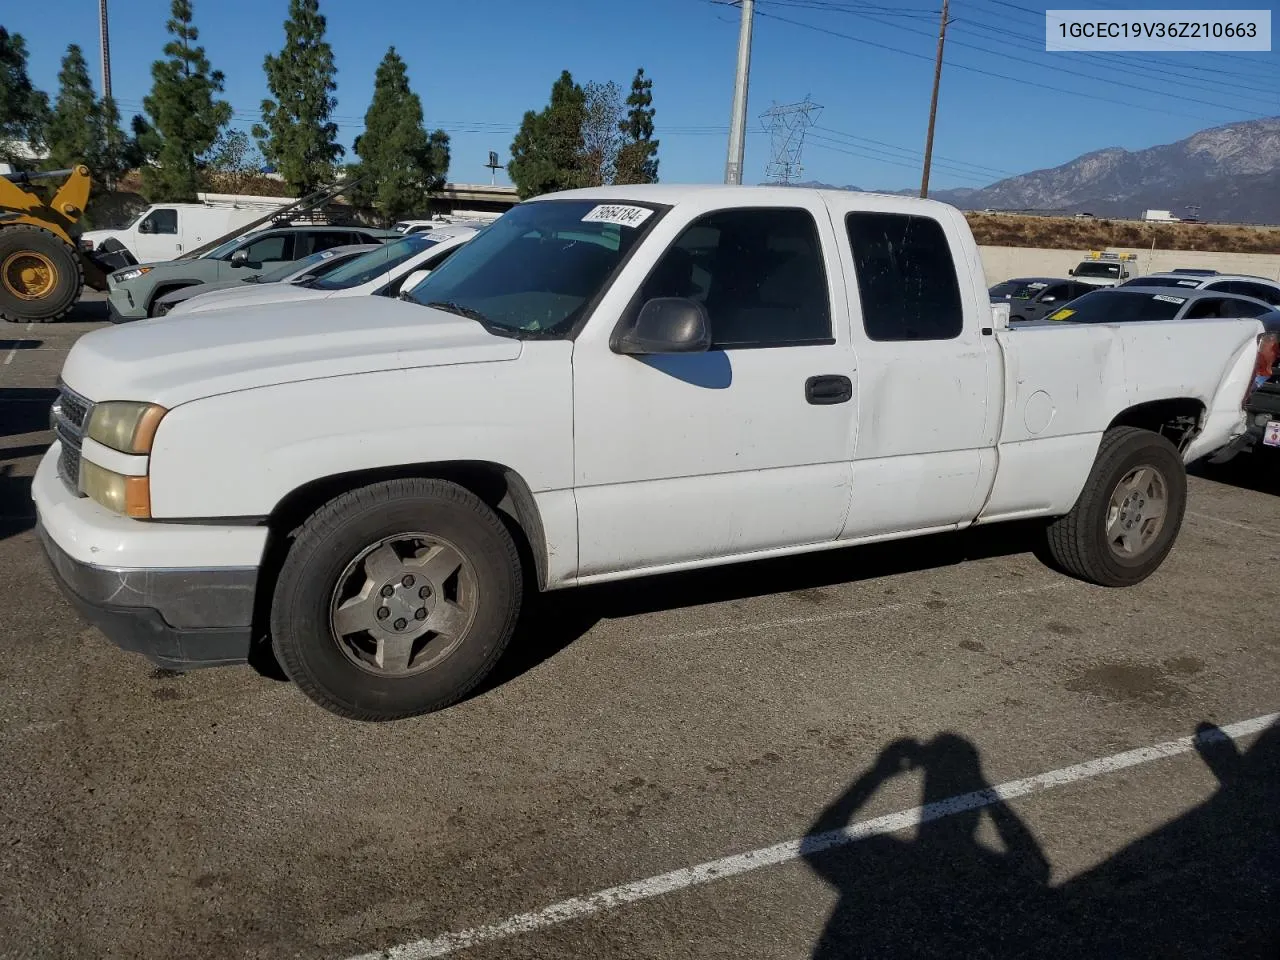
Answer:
[1049, 720, 1280, 959]
[803, 735, 1055, 959]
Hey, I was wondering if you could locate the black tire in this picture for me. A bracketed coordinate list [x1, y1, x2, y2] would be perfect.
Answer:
[0, 224, 84, 323]
[1045, 426, 1187, 587]
[270, 477, 523, 721]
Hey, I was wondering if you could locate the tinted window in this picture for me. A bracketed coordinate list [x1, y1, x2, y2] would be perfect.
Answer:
[1038, 283, 1071, 302]
[143, 209, 177, 234]
[1121, 276, 1199, 289]
[846, 212, 961, 341]
[1185, 297, 1269, 319]
[640, 208, 831, 348]
[989, 280, 1045, 300]
[238, 233, 291, 264]
[1048, 290, 1185, 323]
[301, 231, 357, 255]
[1212, 280, 1280, 307]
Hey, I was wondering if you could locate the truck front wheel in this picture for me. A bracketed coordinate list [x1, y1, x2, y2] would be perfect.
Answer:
[270, 478, 523, 720]
[1044, 426, 1187, 587]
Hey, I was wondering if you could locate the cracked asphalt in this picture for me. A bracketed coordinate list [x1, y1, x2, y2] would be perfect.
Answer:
[1, 299, 1277, 959]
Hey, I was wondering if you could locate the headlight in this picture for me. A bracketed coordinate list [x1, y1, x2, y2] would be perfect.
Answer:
[79, 460, 151, 518]
[112, 266, 153, 283]
[86, 401, 167, 454]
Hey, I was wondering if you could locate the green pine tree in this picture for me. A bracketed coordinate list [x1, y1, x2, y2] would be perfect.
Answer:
[614, 68, 659, 185]
[0, 28, 51, 167]
[141, 0, 233, 201]
[46, 45, 140, 189]
[351, 47, 450, 223]
[508, 70, 587, 199]
[254, 0, 343, 196]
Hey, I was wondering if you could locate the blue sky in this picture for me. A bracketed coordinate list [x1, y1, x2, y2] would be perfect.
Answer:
[6, 0, 1278, 191]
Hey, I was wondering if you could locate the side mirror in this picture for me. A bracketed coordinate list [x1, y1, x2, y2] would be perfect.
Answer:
[138, 220, 154, 234]
[1068, 268, 1075, 276]
[230, 249, 253, 267]
[612, 298, 711, 356]
[397, 268, 432, 300]
[1040, 296, 1057, 304]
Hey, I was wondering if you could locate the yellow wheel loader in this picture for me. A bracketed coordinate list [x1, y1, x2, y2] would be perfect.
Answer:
[0, 164, 128, 324]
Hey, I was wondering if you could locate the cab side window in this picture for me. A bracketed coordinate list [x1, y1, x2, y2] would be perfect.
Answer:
[1038, 283, 1071, 303]
[639, 207, 833, 349]
[304, 231, 360, 255]
[1213, 280, 1280, 307]
[238, 233, 292, 264]
[141, 209, 177, 235]
[846, 212, 962, 341]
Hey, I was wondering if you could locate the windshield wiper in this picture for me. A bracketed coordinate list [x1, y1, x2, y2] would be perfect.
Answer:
[424, 301, 521, 340]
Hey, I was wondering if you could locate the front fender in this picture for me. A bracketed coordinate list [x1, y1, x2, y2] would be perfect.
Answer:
[147, 347, 574, 519]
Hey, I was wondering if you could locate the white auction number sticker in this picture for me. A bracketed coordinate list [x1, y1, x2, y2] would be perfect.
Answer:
[581, 204, 654, 228]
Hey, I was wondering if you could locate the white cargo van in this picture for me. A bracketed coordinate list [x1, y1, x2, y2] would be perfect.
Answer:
[79, 196, 293, 263]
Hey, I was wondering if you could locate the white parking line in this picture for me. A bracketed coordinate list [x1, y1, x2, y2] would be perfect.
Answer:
[345, 711, 1278, 960]
[1187, 511, 1280, 539]
[2, 346, 16, 365]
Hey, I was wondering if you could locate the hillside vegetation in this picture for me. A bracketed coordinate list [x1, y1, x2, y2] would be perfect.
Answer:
[965, 213, 1280, 255]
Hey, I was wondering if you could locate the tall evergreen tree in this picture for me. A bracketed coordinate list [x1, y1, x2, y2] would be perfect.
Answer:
[46, 45, 141, 188]
[351, 47, 450, 222]
[614, 68, 659, 185]
[142, 0, 232, 200]
[255, 0, 343, 196]
[0, 28, 51, 167]
[580, 81, 622, 188]
[507, 70, 587, 199]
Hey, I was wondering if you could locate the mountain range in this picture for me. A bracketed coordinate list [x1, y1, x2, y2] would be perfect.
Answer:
[791, 117, 1280, 223]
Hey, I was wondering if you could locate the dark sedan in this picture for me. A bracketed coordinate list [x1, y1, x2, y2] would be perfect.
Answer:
[989, 277, 1096, 323]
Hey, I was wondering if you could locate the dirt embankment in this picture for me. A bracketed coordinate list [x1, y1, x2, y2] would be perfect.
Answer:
[965, 213, 1280, 255]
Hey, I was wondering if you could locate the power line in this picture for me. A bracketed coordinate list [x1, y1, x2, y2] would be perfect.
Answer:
[813, 4, 1270, 118]
[806, 132, 992, 184]
[749, 5, 1263, 124]
[812, 126, 1011, 177]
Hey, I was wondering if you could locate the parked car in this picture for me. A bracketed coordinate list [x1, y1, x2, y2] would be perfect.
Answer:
[1041, 287, 1274, 325]
[35, 185, 1268, 720]
[988, 277, 1096, 323]
[1118, 272, 1280, 308]
[80, 200, 291, 263]
[1212, 309, 1280, 461]
[107, 224, 400, 321]
[164, 224, 481, 316]
[150, 244, 381, 316]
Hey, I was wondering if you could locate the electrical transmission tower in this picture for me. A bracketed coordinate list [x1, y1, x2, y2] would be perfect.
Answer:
[760, 98, 822, 185]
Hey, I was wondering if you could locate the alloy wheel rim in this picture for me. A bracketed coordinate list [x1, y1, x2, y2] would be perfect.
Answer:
[1105, 464, 1168, 558]
[328, 533, 477, 677]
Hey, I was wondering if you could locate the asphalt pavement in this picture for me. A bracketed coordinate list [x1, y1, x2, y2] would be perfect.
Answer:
[1, 298, 1277, 959]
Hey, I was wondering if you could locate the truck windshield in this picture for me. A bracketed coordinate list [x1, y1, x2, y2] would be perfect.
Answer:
[404, 200, 664, 338]
[306, 233, 444, 291]
[1047, 290, 1185, 323]
[1075, 262, 1121, 278]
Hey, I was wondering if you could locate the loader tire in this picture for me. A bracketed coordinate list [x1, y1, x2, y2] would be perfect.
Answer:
[0, 225, 84, 323]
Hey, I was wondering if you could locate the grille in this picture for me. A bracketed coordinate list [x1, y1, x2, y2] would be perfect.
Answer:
[51, 383, 91, 495]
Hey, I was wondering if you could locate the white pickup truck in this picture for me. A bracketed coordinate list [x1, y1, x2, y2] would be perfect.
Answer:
[35, 186, 1267, 721]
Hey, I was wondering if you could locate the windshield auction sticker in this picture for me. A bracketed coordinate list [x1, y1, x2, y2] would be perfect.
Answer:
[1153, 295, 1188, 304]
[581, 205, 654, 228]
[1046, 10, 1270, 50]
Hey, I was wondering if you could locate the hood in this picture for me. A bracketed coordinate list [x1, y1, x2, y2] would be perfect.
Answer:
[60, 297, 522, 408]
[157, 277, 253, 305]
[170, 280, 327, 315]
[79, 228, 120, 246]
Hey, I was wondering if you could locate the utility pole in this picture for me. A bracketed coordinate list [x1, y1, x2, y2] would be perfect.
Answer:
[98, 0, 113, 101]
[919, 0, 949, 198]
[724, 0, 755, 185]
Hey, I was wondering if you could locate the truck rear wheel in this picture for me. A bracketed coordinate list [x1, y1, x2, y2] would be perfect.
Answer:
[1044, 426, 1187, 587]
[270, 477, 523, 721]
[0, 225, 84, 323]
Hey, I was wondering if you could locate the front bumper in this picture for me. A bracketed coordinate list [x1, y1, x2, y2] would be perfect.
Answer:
[106, 284, 146, 322]
[32, 446, 264, 670]
[39, 523, 256, 670]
